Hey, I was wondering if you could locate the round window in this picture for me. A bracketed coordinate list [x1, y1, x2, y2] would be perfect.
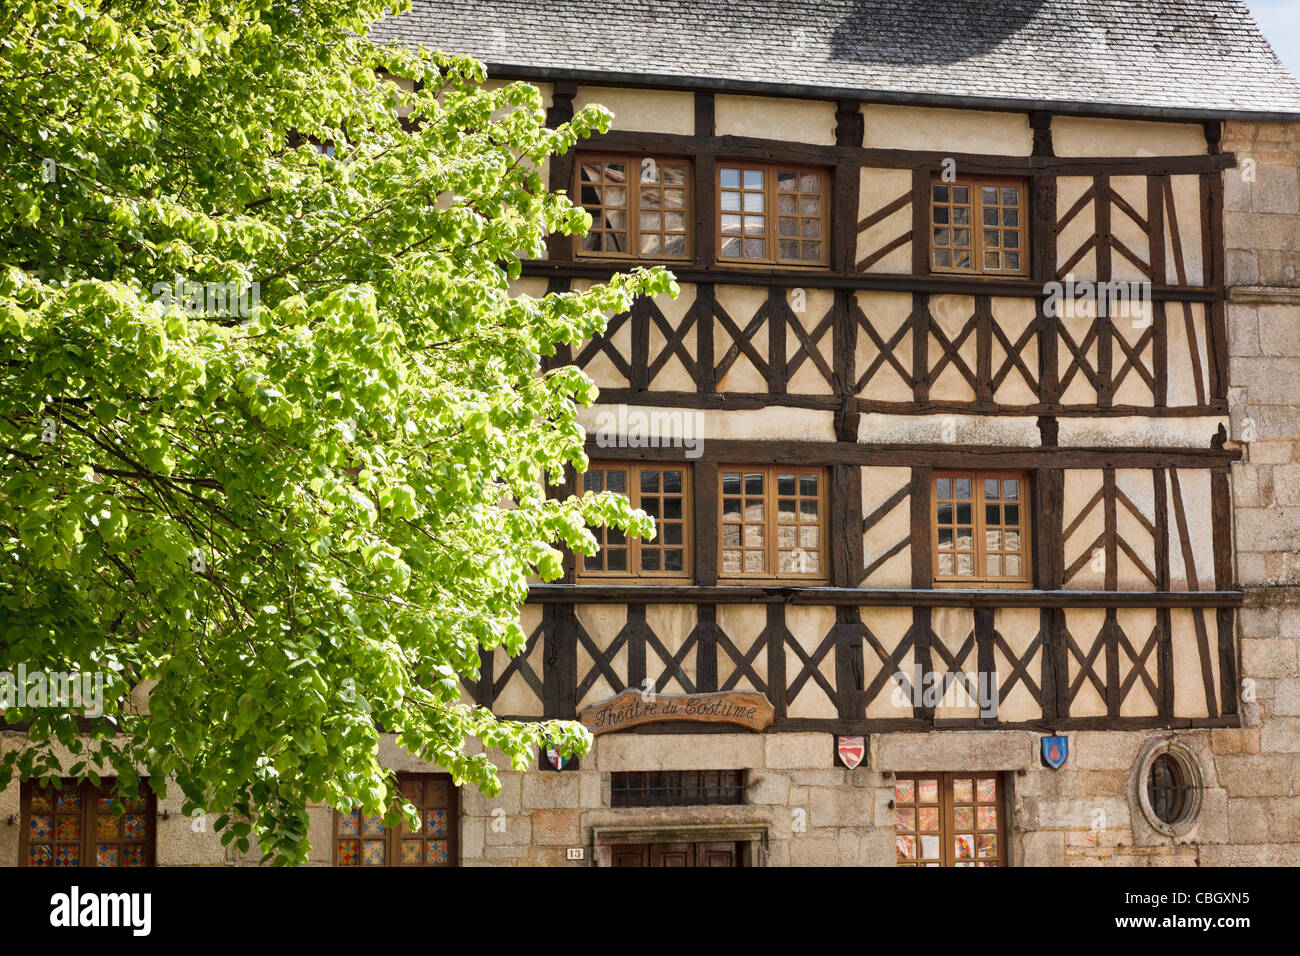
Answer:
[1135, 740, 1203, 836]
[1147, 753, 1188, 824]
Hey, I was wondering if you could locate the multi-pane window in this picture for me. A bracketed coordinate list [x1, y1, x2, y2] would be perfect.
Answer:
[717, 164, 827, 265]
[719, 467, 825, 580]
[580, 465, 691, 579]
[930, 178, 1026, 275]
[611, 770, 746, 808]
[21, 779, 155, 867]
[933, 472, 1030, 586]
[334, 773, 457, 867]
[576, 155, 691, 259]
[894, 773, 1005, 867]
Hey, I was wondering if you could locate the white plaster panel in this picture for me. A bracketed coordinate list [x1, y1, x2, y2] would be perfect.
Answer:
[863, 105, 1032, 155]
[856, 413, 1040, 446]
[784, 606, 838, 719]
[574, 87, 694, 135]
[857, 168, 914, 273]
[860, 466, 912, 587]
[1052, 118, 1207, 158]
[715, 94, 837, 145]
[716, 604, 768, 693]
[860, 606, 916, 719]
[854, 291, 914, 402]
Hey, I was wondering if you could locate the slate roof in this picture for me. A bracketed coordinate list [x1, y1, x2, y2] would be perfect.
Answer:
[368, 0, 1300, 118]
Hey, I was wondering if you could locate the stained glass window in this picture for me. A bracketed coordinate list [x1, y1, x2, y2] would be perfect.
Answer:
[894, 773, 1005, 867]
[333, 773, 457, 867]
[23, 779, 155, 867]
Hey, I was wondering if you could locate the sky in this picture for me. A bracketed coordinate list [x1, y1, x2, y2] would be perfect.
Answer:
[1246, 0, 1300, 78]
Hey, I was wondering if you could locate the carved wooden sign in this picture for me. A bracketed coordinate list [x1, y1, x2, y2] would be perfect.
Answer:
[578, 690, 775, 735]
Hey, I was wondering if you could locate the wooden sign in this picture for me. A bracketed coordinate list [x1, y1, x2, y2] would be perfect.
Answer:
[579, 690, 774, 735]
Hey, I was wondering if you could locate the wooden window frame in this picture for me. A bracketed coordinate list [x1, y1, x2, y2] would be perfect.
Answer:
[893, 772, 1007, 867]
[928, 174, 1029, 278]
[331, 772, 458, 867]
[574, 153, 694, 262]
[716, 162, 830, 267]
[718, 465, 828, 584]
[578, 463, 693, 582]
[20, 778, 157, 868]
[932, 470, 1032, 588]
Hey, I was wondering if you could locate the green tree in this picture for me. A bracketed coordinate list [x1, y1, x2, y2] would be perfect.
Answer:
[0, 0, 670, 862]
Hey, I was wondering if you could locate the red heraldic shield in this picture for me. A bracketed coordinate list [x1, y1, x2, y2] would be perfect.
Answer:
[836, 735, 866, 770]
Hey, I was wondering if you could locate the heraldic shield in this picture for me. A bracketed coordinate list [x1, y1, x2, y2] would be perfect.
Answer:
[837, 735, 866, 770]
[1041, 735, 1068, 770]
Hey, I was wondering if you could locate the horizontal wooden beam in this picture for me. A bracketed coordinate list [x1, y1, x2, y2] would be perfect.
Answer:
[485, 713, 1243, 733]
[582, 129, 1235, 177]
[528, 584, 1243, 608]
[581, 438, 1241, 468]
[592, 388, 1228, 418]
[521, 260, 1218, 303]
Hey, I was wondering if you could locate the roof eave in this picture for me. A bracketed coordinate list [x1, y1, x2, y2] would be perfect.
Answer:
[483, 62, 1300, 124]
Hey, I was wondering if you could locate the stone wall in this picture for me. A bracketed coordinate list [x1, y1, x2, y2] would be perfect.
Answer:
[1218, 118, 1300, 864]
[4, 721, 1298, 866]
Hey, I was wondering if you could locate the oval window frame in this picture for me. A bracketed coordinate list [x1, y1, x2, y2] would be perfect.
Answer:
[1134, 740, 1203, 837]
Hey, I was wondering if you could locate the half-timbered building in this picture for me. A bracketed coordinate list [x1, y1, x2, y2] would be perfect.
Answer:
[6, 0, 1300, 867]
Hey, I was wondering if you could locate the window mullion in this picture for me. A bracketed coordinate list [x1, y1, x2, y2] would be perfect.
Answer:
[942, 773, 954, 867]
[765, 466, 776, 578]
[767, 174, 777, 263]
[629, 173, 640, 261]
[627, 473, 638, 579]
[82, 781, 92, 863]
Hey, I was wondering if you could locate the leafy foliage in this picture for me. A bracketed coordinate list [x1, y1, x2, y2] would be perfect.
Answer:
[0, 0, 671, 862]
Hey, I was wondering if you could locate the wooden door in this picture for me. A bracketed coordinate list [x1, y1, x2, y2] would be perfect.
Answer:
[696, 841, 740, 866]
[650, 842, 693, 866]
[609, 841, 743, 867]
[610, 843, 650, 867]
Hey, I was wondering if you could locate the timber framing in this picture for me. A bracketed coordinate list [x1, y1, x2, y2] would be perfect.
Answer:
[510, 81, 1246, 735]
[490, 593, 1241, 732]
[573, 130, 1236, 177]
[524, 261, 1219, 302]
[526, 585, 1242, 608]
[539, 124, 1235, 420]
[578, 439, 1240, 469]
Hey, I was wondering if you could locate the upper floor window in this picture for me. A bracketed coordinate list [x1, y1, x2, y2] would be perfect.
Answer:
[933, 472, 1030, 587]
[930, 177, 1026, 276]
[579, 464, 691, 580]
[22, 778, 155, 867]
[576, 155, 691, 260]
[717, 164, 828, 266]
[720, 466, 826, 581]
